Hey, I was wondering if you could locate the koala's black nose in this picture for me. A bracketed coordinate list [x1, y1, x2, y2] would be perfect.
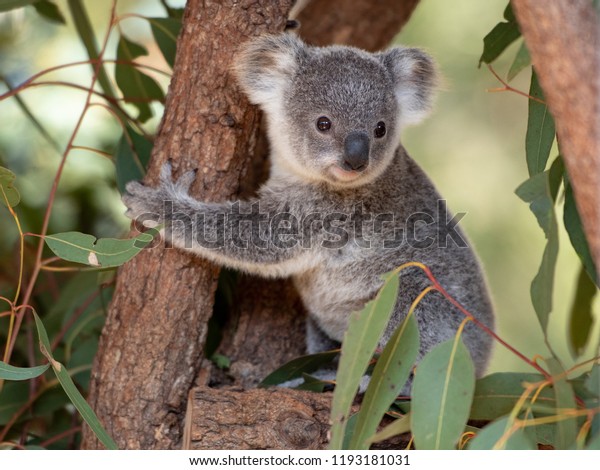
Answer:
[343, 132, 370, 171]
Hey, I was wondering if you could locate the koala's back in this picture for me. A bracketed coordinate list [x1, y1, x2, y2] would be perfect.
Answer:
[287, 147, 495, 376]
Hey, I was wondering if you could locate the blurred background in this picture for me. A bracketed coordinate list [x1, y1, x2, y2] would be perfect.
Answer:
[0, 0, 598, 377]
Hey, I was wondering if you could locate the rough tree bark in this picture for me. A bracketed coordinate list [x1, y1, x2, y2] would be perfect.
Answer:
[84, 0, 420, 450]
[512, 0, 600, 278]
[82, 0, 293, 450]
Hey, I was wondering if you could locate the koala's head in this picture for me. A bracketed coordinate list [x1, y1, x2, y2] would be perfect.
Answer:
[234, 34, 437, 188]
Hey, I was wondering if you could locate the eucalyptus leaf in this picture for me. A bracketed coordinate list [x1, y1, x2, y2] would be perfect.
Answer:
[526, 71, 555, 176]
[259, 350, 339, 387]
[545, 358, 578, 449]
[44, 230, 157, 268]
[469, 416, 536, 450]
[564, 177, 598, 285]
[350, 315, 419, 449]
[568, 267, 597, 356]
[0, 166, 20, 207]
[367, 412, 412, 445]
[329, 271, 400, 449]
[479, 4, 520, 66]
[33, 0, 65, 24]
[114, 125, 153, 195]
[411, 336, 476, 450]
[115, 34, 165, 122]
[148, 17, 181, 68]
[0, 361, 50, 381]
[515, 158, 563, 332]
[32, 312, 118, 449]
[507, 41, 531, 81]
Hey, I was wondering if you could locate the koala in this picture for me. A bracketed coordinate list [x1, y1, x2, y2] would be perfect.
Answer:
[122, 33, 495, 391]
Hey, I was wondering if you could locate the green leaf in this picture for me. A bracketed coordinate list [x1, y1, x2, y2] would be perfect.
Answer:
[588, 431, 600, 449]
[210, 353, 230, 370]
[0, 361, 50, 381]
[44, 230, 157, 268]
[411, 336, 476, 450]
[470, 372, 553, 420]
[349, 315, 419, 449]
[114, 125, 153, 195]
[148, 17, 181, 69]
[329, 271, 400, 449]
[32, 311, 118, 449]
[507, 41, 530, 81]
[0, 166, 20, 207]
[585, 364, 599, 397]
[526, 71, 556, 176]
[367, 412, 412, 445]
[0, 382, 29, 425]
[515, 158, 563, 332]
[469, 416, 536, 449]
[259, 350, 339, 387]
[545, 358, 578, 449]
[568, 267, 597, 356]
[0, 0, 40, 12]
[115, 34, 165, 123]
[564, 177, 598, 285]
[479, 4, 521, 66]
[32, 0, 65, 24]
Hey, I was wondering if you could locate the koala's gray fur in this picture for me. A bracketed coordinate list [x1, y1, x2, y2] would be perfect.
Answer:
[122, 33, 495, 391]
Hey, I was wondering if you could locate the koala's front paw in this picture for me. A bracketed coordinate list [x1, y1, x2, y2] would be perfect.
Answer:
[122, 161, 198, 227]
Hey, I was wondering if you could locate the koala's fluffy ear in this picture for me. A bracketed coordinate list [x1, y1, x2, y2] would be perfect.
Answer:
[233, 34, 305, 107]
[379, 47, 438, 126]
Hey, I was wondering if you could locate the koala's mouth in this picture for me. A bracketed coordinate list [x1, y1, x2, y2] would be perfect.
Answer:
[329, 164, 368, 182]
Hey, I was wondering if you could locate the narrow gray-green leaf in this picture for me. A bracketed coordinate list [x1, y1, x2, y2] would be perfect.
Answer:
[32, 311, 118, 449]
[114, 125, 153, 194]
[33, 0, 65, 24]
[479, 20, 520, 65]
[0, 166, 20, 207]
[515, 159, 563, 332]
[115, 34, 165, 123]
[469, 417, 536, 450]
[507, 41, 530, 81]
[525, 71, 556, 176]
[0, 361, 49, 381]
[545, 358, 578, 449]
[44, 230, 156, 268]
[148, 17, 181, 69]
[411, 336, 476, 450]
[564, 177, 598, 285]
[259, 350, 339, 387]
[470, 372, 552, 420]
[367, 412, 412, 445]
[0, 0, 40, 12]
[350, 315, 419, 449]
[568, 267, 597, 356]
[329, 271, 400, 449]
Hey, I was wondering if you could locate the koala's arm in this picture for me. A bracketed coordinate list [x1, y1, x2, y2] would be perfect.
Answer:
[122, 162, 319, 277]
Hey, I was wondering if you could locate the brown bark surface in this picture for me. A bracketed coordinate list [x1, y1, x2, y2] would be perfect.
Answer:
[512, 0, 600, 278]
[297, 0, 420, 51]
[185, 387, 332, 449]
[82, 0, 293, 450]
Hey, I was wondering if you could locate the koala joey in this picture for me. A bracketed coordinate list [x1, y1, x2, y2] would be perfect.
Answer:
[123, 33, 495, 391]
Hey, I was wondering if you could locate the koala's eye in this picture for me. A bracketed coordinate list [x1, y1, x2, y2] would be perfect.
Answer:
[374, 121, 386, 138]
[316, 116, 332, 132]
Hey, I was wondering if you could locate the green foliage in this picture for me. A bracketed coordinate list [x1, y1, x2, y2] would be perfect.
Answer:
[114, 126, 153, 195]
[569, 267, 597, 356]
[329, 272, 400, 449]
[260, 350, 339, 387]
[148, 17, 182, 69]
[479, 3, 520, 65]
[115, 34, 165, 123]
[411, 334, 475, 449]
[0, 166, 20, 207]
[32, 0, 65, 24]
[525, 72, 556, 176]
[44, 230, 156, 268]
[0, 362, 49, 380]
[468, 417, 536, 450]
[507, 41, 530, 81]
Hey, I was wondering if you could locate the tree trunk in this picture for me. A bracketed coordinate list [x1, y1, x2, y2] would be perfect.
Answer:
[512, 0, 600, 279]
[83, 0, 420, 450]
[82, 0, 293, 450]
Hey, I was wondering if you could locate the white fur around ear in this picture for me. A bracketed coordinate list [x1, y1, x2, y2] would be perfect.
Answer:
[233, 34, 306, 107]
[379, 47, 438, 126]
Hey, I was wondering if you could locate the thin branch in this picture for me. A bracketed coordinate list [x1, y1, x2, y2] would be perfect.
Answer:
[487, 64, 546, 104]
